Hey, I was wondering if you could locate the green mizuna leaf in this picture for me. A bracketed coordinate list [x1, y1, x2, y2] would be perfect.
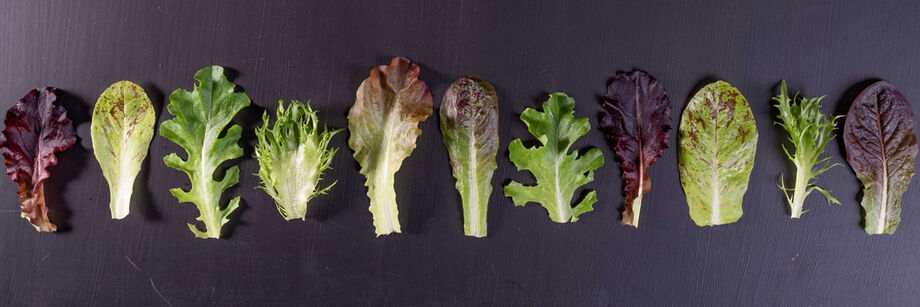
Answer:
[503, 92, 605, 223]
[440, 76, 499, 237]
[773, 80, 843, 219]
[348, 57, 433, 236]
[678, 81, 758, 226]
[159, 66, 250, 239]
[91, 81, 155, 219]
[255, 100, 341, 221]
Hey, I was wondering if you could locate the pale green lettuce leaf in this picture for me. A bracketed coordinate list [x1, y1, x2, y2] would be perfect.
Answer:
[91, 81, 155, 219]
[255, 100, 340, 221]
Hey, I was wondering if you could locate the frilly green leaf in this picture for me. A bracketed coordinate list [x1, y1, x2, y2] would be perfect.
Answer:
[255, 100, 340, 221]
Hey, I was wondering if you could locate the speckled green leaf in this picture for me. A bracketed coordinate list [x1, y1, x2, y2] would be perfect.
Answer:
[348, 57, 433, 236]
[678, 81, 758, 226]
[159, 66, 250, 239]
[440, 76, 498, 237]
[91, 81, 155, 219]
[503, 92, 605, 223]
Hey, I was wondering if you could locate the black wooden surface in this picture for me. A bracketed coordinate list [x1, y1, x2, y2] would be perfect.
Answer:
[1, 1, 919, 306]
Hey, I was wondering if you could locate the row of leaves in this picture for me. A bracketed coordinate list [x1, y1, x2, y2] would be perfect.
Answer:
[0, 57, 916, 238]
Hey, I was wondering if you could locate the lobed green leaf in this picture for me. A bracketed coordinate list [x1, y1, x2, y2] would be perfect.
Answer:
[159, 65, 249, 239]
[503, 92, 604, 223]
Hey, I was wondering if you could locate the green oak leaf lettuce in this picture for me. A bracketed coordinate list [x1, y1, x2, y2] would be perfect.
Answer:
[678, 81, 757, 226]
[440, 76, 498, 237]
[159, 66, 250, 239]
[773, 80, 842, 218]
[503, 92, 605, 223]
[348, 57, 433, 236]
[91, 81, 155, 219]
[843, 81, 918, 235]
[255, 100, 341, 221]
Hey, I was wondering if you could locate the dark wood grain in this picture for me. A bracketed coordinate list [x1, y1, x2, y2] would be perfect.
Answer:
[1, 0, 919, 305]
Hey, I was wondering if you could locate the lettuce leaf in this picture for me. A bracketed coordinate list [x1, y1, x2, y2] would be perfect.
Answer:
[0, 87, 76, 232]
[843, 81, 918, 235]
[91, 81, 156, 219]
[439, 76, 499, 237]
[255, 100, 341, 221]
[599, 70, 672, 227]
[159, 66, 250, 239]
[503, 92, 605, 223]
[348, 57, 433, 236]
[773, 80, 842, 218]
[678, 81, 757, 226]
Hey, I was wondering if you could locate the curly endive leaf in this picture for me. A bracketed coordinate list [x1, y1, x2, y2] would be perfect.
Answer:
[503, 92, 605, 223]
[348, 57, 433, 236]
[773, 80, 843, 219]
[159, 66, 250, 239]
[0, 87, 75, 232]
[440, 76, 498, 237]
[843, 81, 918, 235]
[91, 81, 155, 219]
[678, 81, 757, 226]
[599, 70, 671, 227]
[255, 100, 341, 221]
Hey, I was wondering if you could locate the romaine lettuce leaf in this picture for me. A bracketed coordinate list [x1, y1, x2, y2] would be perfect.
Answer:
[91, 81, 155, 219]
[440, 76, 498, 237]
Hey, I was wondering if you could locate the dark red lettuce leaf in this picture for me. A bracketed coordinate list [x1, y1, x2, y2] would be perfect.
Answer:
[0, 88, 76, 232]
[600, 70, 672, 227]
[843, 81, 918, 235]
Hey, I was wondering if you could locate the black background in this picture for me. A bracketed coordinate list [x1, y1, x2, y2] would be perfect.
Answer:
[1, 1, 919, 306]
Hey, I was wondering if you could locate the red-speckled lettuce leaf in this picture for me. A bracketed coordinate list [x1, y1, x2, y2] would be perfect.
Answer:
[599, 70, 671, 227]
[843, 81, 918, 235]
[0, 88, 76, 232]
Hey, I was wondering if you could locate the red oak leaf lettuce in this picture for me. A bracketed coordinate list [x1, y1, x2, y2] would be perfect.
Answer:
[0, 88, 76, 232]
[599, 70, 672, 227]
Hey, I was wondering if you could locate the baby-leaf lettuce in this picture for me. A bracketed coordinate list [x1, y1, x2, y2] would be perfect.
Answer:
[773, 80, 842, 218]
[255, 100, 340, 221]
[91, 81, 155, 219]
[678, 81, 757, 226]
[159, 66, 250, 239]
[599, 70, 671, 227]
[440, 76, 498, 237]
[503, 92, 605, 223]
[0, 87, 76, 232]
[843, 81, 918, 235]
[348, 57, 433, 236]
